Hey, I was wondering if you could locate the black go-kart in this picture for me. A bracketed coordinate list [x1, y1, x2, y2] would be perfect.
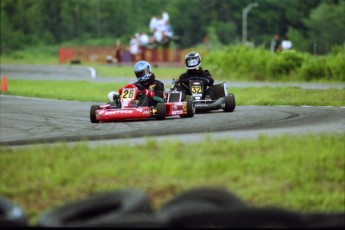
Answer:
[170, 77, 235, 113]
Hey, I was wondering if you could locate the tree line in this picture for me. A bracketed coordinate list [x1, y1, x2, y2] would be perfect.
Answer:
[1, 0, 344, 54]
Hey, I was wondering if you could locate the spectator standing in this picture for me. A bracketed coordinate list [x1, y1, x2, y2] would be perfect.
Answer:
[164, 21, 173, 38]
[281, 35, 292, 51]
[153, 16, 165, 45]
[113, 39, 122, 64]
[161, 21, 173, 49]
[272, 34, 282, 52]
[149, 15, 158, 33]
[139, 32, 150, 47]
[139, 32, 150, 60]
[161, 9, 169, 23]
[129, 35, 140, 62]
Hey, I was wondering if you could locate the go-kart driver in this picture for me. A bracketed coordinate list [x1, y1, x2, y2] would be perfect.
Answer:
[173, 52, 214, 98]
[133, 60, 165, 107]
[107, 60, 164, 107]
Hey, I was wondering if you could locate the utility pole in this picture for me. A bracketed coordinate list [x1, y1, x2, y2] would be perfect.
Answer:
[242, 2, 259, 44]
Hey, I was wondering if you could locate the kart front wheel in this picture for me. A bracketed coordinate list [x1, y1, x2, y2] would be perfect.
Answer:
[90, 105, 100, 123]
[156, 103, 166, 120]
[223, 94, 235, 112]
[180, 99, 195, 118]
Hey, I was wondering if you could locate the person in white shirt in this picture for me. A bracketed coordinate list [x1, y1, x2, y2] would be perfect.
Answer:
[139, 32, 150, 60]
[161, 9, 169, 23]
[139, 32, 150, 47]
[153, 16, 165, 44]
[129, 35, 139, 62]
[149, 16, 158, 33]
[281, 35, 292, 51]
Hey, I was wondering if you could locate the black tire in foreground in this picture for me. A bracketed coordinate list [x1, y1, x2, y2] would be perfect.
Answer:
[156, 187, 315, 228]
[157, 187, 248, 227]
[223, 94, 236, 112]
[90, 105, 100, 123]
[37, 190, 157, 227]
[0, 196, 28, 227]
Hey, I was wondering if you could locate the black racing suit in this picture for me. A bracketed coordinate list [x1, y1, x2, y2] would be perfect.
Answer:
[174, 68, 214, 98]
[134, 73, 165, 107]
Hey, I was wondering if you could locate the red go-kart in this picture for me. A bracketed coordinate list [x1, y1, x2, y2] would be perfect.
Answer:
[90, 83, 195, 123]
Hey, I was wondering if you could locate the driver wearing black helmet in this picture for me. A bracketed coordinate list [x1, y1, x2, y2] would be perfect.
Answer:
[173, 52, 214, 98]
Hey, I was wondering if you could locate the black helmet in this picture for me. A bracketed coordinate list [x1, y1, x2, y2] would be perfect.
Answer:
[185, 52, 201, 70]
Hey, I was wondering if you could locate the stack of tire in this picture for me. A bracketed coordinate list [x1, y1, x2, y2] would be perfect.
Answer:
[1, 188, 344, 228]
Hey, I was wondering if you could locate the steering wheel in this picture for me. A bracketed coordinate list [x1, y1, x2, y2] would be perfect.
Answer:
[134, 83, 146, 96]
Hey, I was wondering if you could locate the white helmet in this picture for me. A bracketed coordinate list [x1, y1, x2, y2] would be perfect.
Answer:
[185, 52, 201, 70]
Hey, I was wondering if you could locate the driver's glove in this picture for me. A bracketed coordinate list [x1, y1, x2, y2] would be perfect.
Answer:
[142, 89, 155, 98]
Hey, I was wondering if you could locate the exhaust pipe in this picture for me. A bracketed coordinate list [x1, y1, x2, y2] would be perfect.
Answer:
[195, 98, 225, 112]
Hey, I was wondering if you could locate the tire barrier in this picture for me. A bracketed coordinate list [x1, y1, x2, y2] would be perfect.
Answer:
[155, 187, 305, 228]
[157, 187, 248, 226]
[0, 196, 28, 227]
[299, 212, 345, 228]
[2, 187, 344, 228]
[37, 189, 155, 227]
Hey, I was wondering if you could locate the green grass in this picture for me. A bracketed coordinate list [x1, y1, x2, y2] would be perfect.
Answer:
[93, 63, 185, 80]
[0, 133, 344, 225]
[1, 46, 59, 65]
[1, 79, 344, 106]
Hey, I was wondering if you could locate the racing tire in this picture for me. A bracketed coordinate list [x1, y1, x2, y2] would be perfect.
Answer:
[0, 196, 28, 227]
[157, 187, 248, 227]
[37, 190, 154, 227]
[180, 99, 195, 118]
[156, 103, 166, 120]
[159, 207, 304, 228]
[90, 105, 100, 123]
[223, 94, 235, 112]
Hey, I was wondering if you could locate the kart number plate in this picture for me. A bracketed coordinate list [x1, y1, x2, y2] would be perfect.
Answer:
[191, 86, 202, 94]
[121, 89, 136, 100]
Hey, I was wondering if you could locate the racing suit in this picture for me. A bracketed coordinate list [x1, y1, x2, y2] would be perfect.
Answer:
[134, 73, 165, 107]
[174, 68, 214, 98]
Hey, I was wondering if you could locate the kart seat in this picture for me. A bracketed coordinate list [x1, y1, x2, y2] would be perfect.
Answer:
[208, 83, 227, 100]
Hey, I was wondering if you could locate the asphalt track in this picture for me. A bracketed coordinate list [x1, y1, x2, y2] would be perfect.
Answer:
[0, 64, 344, 148]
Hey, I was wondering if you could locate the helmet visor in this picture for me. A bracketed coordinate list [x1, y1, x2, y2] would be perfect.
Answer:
[187, 58, 199, 67]
[135, 69, 151, 82]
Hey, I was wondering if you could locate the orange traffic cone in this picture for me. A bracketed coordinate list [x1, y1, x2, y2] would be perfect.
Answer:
[1, 75, 8, 92]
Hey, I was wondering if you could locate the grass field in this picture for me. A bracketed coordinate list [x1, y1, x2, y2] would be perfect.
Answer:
[0, 56, 344, 226]
[1, 134, 344, 225]
[1, 79, 345, 106]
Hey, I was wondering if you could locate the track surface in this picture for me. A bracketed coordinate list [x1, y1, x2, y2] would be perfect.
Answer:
[1, 95, 344, 147]
[0, 64, 344, 148]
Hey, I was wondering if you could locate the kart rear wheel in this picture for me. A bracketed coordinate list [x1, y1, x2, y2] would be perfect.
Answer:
[223, 94, 235, 112]
[90, 105, 100, 123]
[156, 103, 166, 120]
[180, 99, 195, 118]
